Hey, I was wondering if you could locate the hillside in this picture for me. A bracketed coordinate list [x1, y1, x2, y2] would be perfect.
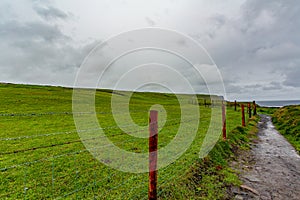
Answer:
[0, 83, 252, 199]
[272, 105, 300, 153]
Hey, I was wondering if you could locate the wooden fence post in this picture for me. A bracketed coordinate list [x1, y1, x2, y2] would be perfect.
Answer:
[234, 100, 237, 111]
[149, 110, 158, 200]
[248, 103, 252, 119]
[241, 104, 245, 127]
[253, 101, 257, 115]
[222, 101, 226, 140]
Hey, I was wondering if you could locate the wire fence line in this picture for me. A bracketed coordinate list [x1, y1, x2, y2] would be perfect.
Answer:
[19, 148, 142, 199]
[0, 123, 147, 141]
[20, 148, 194, 200]
[1, 137, 138, 171]
[0, 103, 230, 199]
[0, 109, 151, 117]
[0, 115, 198, 141]
[0, 116, 199, 170]
[0, 117, 198, 156]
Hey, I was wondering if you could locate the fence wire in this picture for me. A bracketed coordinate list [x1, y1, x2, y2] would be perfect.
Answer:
[0, 106, 227, 199]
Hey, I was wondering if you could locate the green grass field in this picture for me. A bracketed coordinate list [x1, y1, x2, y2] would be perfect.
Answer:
[0, 83, 251, 199]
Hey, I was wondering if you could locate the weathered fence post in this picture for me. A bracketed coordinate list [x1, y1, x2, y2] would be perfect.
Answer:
[234, 100, 237, 111]
[248, 103, 252, 118]
[222, 101, 226, 140]
[241, 104, 245, 127]
[149, 110, 158, 200]
[253, 101, 257, 115]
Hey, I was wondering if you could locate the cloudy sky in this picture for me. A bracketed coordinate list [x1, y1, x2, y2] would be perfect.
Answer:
[0, 0, 299, 100]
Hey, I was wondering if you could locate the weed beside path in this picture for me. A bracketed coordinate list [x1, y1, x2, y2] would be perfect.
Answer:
[272, 105, 300, 153]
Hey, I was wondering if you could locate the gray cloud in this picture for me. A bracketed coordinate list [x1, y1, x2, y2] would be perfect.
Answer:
[225, 84, 243, 94]
[193, 0, 300, 100]
[0, 0, 299, 100]
[283, 67, 300, 88]
[33, 5, 69, 21]
[0, 8, 98, 86]
[262, 81, 283, 90]
[0, 20, 69, 43]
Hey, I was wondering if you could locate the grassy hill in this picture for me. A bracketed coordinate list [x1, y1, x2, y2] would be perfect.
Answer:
[272, 105, 300, 153]
[0, 83, 252, 199]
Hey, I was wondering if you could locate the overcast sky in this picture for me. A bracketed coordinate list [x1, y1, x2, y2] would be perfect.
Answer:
[0, 0, 299, 100]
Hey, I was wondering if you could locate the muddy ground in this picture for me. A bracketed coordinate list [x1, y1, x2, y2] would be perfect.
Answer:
[230, 115, 300, 200]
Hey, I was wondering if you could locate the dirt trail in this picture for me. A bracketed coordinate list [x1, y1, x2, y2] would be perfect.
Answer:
[231, 115, 300, 200]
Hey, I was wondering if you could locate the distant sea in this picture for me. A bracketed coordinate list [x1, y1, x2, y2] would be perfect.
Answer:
[256, 100, 300, 107]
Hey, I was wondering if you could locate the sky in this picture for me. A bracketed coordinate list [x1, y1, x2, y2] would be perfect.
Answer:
[0, 0, 299, 101]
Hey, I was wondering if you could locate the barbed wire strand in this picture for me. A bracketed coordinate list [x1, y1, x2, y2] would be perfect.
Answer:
[0, 115, 196, 141]
[0, 118, 200, 173]
[0, 136, 142, 171]
[0, 117, 198, 157]
[16, 142, 194, 199]
[0, 100, 219, 118]
[0, 109, 151, 117]
[4, 135, 208, 199]
[28, 148, 189, 197]
[1, 116, 206, 199]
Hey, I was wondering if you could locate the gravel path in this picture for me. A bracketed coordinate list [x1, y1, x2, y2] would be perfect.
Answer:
[231, 115, 300, 200]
